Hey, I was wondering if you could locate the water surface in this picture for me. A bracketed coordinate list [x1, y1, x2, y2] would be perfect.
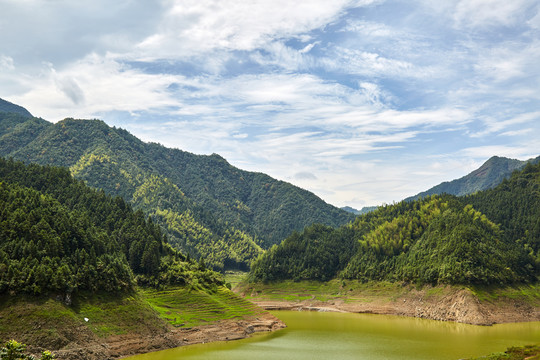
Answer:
[128, 311, 540, 360]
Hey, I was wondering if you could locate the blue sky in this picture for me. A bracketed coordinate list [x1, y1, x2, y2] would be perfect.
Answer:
[1, 0, 539, 208]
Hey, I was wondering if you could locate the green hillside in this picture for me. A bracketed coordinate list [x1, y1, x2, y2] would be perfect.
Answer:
[0, 98, 32, 118]
[250, 162, 540, 285]
[0, 157, 223, 294]
[404, 155, 540, 202]
[0, 103, 354, 271]
[0, 158, 274, 356]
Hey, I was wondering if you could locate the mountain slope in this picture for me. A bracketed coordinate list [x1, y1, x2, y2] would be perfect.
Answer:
[250, 162, 540, 285]
[0, 98, 32, 117]
[0, 160, 282, 359]
[465, 161, 540, 263]
[0, 157, 223, 295]
[0, 101, 354, 270]
[404, 155, 540, 201]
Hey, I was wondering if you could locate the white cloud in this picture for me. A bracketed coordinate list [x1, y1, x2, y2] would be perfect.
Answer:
[323, 47, 439, 80]
[9, 54, 182, 119]
[0, 55, 14, 70]
[2, 0, 539, 208]
[473, 41, 540, 84]
[471, 111, 540, 137]
[453, 0, 535, 28]
[135, 0, 378, 59]
[341, 19, 396, 37]
[459, 145, 538, 160]
[528, 8, 540, 29]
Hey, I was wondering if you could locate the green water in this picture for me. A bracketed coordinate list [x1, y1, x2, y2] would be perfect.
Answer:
[128, 311, 540, 360]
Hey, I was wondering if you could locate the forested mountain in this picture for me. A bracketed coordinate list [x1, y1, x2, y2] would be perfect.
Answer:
[0, 157, 222, 296]
[404, 155, 540, 202]
[465, 162, 540, 263]
[250, 162, 540, 285]
[0, 100, 354, 270]
[0, 98, 32, 118]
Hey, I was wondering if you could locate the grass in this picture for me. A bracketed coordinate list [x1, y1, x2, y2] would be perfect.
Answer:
[224, 270, 249, 290]
[0, 291, 169, 345]
[0, 284, 268, 351]
[141, 286, 266, 328]
[468, 284, 540, 305]
[238, 280, 540, 308]
[236, 279, 415, 304]
[467, 344, 540, 359]
[72, 291, 169, 338]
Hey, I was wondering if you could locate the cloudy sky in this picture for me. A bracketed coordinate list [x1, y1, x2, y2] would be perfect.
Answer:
[1, 0, 539, 208]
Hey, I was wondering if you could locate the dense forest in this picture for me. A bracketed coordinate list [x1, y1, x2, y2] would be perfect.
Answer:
[0, 157, 222, 296]
[250, 162, 540, 285]
[2, 100, 538, 288]
[0, 105, 354, 270]
[0, 98, 32, 118]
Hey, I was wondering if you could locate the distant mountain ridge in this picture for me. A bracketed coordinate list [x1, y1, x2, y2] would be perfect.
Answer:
[0, 98, 32, 117]
[0, 99, 354, 270]
[341, 206, 378, 215]
[404, 155, 540, 202]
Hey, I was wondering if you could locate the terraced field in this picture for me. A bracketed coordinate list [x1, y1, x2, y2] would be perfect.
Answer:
[141, 286, 267, 328]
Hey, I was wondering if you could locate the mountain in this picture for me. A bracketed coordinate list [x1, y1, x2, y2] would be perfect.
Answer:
[341, 206, 361, 214]
[0, 98, 32, 118]
[341, 206, 378, 215]
[0, 158, 282, 359]
[0, 157, 223, 295]
[0, 100, 355, 270]
[250, 162, 540, 285]
[404, 155, 540, 202]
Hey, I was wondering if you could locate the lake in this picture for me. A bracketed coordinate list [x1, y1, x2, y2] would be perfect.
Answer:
[127, 311, 540, 360]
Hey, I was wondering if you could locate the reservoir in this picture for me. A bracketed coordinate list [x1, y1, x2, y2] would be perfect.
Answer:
[127, 311, 540, 360]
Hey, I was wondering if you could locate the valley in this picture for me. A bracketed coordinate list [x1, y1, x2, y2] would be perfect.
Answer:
[0, 100, 539, 359]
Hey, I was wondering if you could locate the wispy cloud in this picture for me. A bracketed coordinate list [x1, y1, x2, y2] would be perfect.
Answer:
[135, 0, 378, 59]
[1, 0, 539, 208]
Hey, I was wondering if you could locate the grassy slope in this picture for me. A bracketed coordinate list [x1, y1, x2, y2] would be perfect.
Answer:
[467, 345, 540, 360]
[141, 286, 266, 328]
[0, 285, 266, 352]
[237, 279, 421, 303]
[236, 279, 540, 309]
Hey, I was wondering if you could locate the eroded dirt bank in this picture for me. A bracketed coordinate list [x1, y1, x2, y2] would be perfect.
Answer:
[42, 312, 285, 360]
[242, 285, 540, 326]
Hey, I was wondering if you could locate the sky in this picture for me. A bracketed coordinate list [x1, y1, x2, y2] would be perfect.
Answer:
[1, 0, 539, 209]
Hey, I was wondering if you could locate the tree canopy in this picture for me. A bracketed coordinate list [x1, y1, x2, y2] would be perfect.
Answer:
[0, 157, 223, 296]
[250, 162, 540, 285]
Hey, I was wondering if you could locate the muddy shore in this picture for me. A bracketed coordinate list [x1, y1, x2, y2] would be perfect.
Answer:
[48, 312, 285, 360]
[249, 286, 540, 326]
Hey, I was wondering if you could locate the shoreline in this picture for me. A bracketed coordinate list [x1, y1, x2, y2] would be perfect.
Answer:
[51, 312, 285, 360]
[236, 282, 540, 326]
[21, 282, 540, 359]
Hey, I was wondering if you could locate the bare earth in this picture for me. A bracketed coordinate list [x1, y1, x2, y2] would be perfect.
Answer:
[49, 312, 285, 360]
[250, 287, 540, 326]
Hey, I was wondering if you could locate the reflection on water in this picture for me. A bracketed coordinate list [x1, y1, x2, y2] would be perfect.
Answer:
[127, 311, 540, 360]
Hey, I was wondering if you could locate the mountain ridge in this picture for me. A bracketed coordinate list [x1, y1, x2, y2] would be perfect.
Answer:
[0, 99, 354, 270]
[250, 161, 540, 285]
[404, 155, 540, 202]
[0, 98, 33, 118]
